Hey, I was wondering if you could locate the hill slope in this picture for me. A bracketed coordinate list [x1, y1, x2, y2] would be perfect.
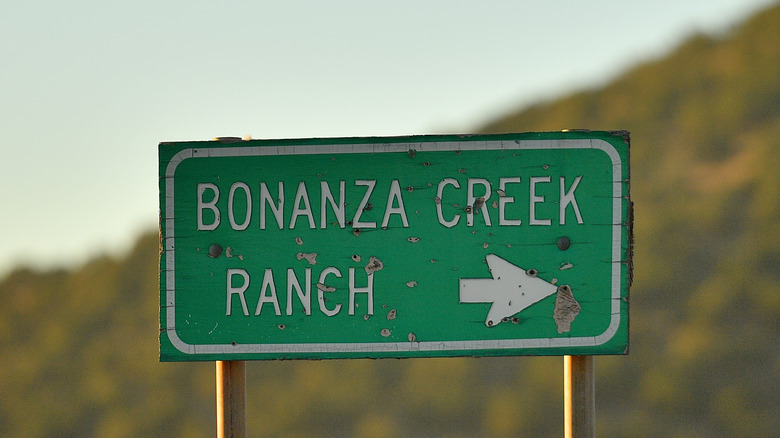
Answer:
[1, 4, 779, 437]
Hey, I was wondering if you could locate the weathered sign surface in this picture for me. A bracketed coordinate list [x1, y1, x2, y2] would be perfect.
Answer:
[159, 131, 631, 361]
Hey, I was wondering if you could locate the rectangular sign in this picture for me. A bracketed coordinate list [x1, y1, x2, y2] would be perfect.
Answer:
[159, 131, 631, 361]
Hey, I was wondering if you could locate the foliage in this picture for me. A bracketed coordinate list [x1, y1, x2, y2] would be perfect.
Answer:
[1, 4, 779, 436]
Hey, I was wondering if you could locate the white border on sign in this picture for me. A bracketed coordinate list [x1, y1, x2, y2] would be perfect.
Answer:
[163, 138, 625, 356]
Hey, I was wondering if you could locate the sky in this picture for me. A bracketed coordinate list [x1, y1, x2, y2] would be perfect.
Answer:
[0, 0, 775, 278]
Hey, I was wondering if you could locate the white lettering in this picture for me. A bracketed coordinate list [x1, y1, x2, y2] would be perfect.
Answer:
[529, 176, 551, 226]
[498, 177, 522, 226]
[436, 178, 460, 228]
[197, 183, 220, 231]
[317, 267, 342, 316]
[289, 182, 315, 229]
[228, 182, 252, 230]
[320, 181, 346, 229]
[226, 269, 250, 316]
[352, 180, 377, 229]
[560, 176, 584, 225]
[348, 267, 374, 315]
[381, 179, 409, 228]
[260, 182, 284, 230]
[467, 178, 492, 227]
[286, 268, 311, 315]
[255, 269, 281, 315]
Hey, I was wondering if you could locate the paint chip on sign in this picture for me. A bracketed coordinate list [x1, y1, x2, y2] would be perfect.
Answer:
[365, 256, 384, 274]
[553, 285, 580, 334]
[297, 252, 317, 265]
[316, 283, 336, 292]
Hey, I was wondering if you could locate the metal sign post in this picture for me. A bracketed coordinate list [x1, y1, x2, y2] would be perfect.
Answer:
[216, 360, 246, 438]
[564, 355, 595, 438]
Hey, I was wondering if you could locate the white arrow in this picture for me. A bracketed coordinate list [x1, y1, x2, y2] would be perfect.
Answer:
[459, 254, 558, 327]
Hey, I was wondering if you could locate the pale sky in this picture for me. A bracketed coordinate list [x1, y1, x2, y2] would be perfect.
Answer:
[1, 0, 774, 277]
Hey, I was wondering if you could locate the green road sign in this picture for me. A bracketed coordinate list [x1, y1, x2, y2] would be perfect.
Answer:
[159, 131, 631, 361]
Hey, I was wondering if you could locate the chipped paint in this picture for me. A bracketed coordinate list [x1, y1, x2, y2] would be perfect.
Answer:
[225, 246, 233, 258]
[364, 256, 383, 274]
[408, 332, 416, 342]
[380, 329, 392, 337]
[406, 281, 417, 288]
[386, 309, 397, 320]
[316, 283, 336, 292]
[295, 237, 303, 245]
[553, 285, 581, 334]
[351, 254, 361, 262]
[407, 236, 420, 243]
[559, 262, 573, 270]
[296, 252, 317, 265]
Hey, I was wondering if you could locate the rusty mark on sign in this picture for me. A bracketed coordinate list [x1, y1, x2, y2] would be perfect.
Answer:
[353, 229, 361, 237]
[365, 256, 384, 274]
[408, 332, 416, 342]
[351, 254, 361, 262]
[380, 329, 392, 337]
[296, 252, 317, 265]
[553, 285, 580, 334]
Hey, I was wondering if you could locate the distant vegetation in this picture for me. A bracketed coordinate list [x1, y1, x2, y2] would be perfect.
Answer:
[1, 4, 778, 437]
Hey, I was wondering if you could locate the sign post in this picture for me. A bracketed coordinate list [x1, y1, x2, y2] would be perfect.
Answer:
[565, 355, 595, 438]
[216, 360, 246, 438]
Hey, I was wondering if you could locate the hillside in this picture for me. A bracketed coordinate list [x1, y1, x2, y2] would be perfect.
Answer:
[1, 4, 779, 437]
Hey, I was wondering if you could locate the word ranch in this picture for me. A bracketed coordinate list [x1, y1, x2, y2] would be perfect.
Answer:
[225, 266, 376, 318]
